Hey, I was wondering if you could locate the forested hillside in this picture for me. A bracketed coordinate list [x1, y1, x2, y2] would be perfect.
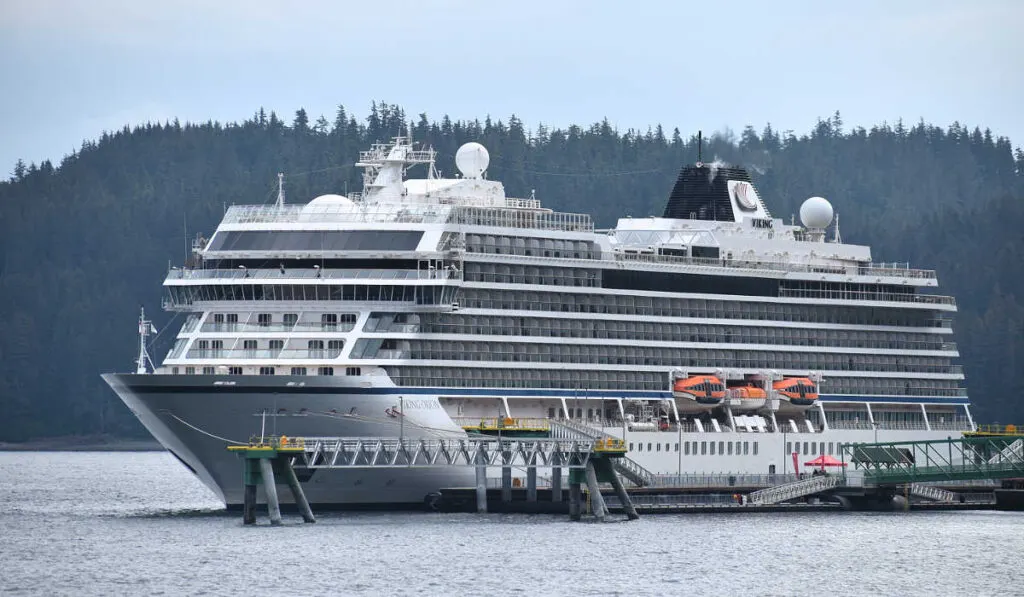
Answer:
[1, 104, 1022, 441]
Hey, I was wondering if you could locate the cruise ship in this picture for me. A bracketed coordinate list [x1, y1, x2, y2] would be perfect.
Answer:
[103, 137, 972, 508]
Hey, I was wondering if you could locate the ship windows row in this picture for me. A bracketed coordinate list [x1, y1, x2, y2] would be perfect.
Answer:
[671, 441, 761, 457]
[358, 339, 961, 374]
[182, 338, 345, 360]
[458, 289, 951, 328]
[199, 312, 357, 333]
[462, 262, 600, 287]
[168, 365, 363, 376]
[386, 366, 667, 390]
[165, 284, 455, 306]
[463, 234, 597, 259]
[414, 314, 953, 351]
[383, 366, 964, 397]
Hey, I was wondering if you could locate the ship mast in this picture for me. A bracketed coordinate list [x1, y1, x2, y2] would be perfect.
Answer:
[136, 307, 157, 374]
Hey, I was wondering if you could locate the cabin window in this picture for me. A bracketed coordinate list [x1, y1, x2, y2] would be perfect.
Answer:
[185, 366, 195, 375]
[647, 443, 652, 452]
[684, 442, 690, 455]
[269, 340, 284, 351]
[701, 442, 707, 455]
[291, 367, 307, 375]
[828, 442, 834, 454]
[257, 313, 272, 327]
[719, 441, 725, 454]
[259, 367, 274, 376]
[172, 367, 179, 375]
[283, 313, 298, 326]
[346, 367, 361, 376]
[203, 366, 215, 375]
[820, 442, 825, 455]
[317, 366, 334, 376]
[629, 443, 634, 451]
[727, 442, 733, 455]
[228, 366, 242, 375]
[710, 442, 716, 455]
[743, 442, 749, 455]
[243, 340, 257, 350]
[787, 442, 792, 454]
[675, 443, 679, 452]
[656, 443, 661, 452]
[804, 442, 809, 454]
[753, 442, 758, 455]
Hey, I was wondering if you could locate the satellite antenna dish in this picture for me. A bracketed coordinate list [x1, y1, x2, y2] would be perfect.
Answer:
[455, 142, 489, 179]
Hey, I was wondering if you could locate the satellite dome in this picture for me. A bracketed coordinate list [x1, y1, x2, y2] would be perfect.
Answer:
[800, 196, 834, 229]
[307, 194, 353, 207]
[455, 142, 489, 179]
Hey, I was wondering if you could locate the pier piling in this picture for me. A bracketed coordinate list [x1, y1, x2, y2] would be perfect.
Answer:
[569, 481, 582, 521]
[475, 463, 488, 513]
[258, 458, 282, 526]
[584, 461, 608, 521]
[281, 459, 316, 523]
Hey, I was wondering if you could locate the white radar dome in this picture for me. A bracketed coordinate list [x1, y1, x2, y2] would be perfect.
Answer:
[455, 142, 489, 179]
[800, 196, 834, 229]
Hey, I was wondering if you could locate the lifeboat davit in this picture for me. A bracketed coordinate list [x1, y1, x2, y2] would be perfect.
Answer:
[773, 377, 818, 412]
[673, 375, 726, 413]
[727, 385, 768, 411]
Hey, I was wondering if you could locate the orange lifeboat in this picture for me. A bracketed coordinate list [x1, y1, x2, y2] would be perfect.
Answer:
[772, 377, 818, 408]
[673, 375, 726, 412]
[727, 384, 768, 411]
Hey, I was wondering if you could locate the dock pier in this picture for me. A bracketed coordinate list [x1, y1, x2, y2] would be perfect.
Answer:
[229, 438, 316, 525]
[229, 434, 639, 523]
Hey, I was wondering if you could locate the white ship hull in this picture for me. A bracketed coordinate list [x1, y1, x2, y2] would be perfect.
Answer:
[104, 373, 966, 507]
[102, 373, 475, 508]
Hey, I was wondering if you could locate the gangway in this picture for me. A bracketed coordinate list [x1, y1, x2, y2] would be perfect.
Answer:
[550, 419, 654, 487]
[841, 435, 1024, 485]
[908, 484, 958, 503]
[747, 475, 840, 505]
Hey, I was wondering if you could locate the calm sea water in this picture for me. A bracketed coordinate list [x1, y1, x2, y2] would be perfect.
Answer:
[1, 451, 1022, 596]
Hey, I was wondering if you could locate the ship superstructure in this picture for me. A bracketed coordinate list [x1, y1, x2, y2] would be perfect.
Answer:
[104, 138, 971, 507]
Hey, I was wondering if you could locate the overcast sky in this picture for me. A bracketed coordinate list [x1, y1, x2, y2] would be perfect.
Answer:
[2, 0, 1022, 175]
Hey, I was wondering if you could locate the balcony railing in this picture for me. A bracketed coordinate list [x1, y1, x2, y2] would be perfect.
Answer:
[779, 287, 956, 306]
[199, 322, 356, 333]
[183, 348, 343, 360]
[167, 267, 461, 282]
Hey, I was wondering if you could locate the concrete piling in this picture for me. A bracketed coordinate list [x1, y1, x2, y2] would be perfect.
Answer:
[584, 461, 608, 521]
[526, 466, 537, 502]
[569, 481, 582, 521]
[258, 458, 282, 526]
[605, 461, 640, 521]
[475, 463, 488, 513]
[281, 459, 316, 523]
[551, 452, 562, 503]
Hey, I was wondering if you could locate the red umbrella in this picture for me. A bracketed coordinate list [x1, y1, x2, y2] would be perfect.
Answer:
[804, 454, 847, 468]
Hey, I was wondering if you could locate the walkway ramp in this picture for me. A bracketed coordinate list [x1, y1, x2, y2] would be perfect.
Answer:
[908, 484, 958, 503]
[748, 475, 840, 505]
[550, 420, 654, 487]
[988, 439, 1024, 464]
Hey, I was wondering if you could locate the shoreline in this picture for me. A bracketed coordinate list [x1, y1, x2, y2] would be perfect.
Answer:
[0, 437, 164, 452]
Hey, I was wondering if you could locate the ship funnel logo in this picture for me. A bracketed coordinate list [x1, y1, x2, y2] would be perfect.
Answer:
[731, 181, 758, 211]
